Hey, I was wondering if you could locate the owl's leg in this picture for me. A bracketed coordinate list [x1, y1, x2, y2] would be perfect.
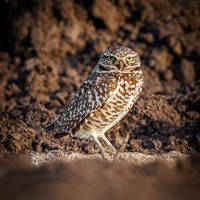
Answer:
[113, 131, 130, 162]
[100, 135, 117, 154]
[90, 135, 106, 160]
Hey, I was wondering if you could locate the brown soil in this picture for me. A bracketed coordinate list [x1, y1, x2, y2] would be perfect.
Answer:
[0, 0, 200, 157]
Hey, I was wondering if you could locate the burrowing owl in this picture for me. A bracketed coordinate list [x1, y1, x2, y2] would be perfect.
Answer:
[43, 46, 144, 159]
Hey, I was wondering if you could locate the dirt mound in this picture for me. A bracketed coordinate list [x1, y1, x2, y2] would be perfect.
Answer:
[0, 0, 200, 157]
[0, 89, 199, 158]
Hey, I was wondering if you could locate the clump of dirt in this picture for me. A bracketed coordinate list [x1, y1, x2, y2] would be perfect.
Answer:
[0, 155, 200, 200]
[0, 0, 200, 157]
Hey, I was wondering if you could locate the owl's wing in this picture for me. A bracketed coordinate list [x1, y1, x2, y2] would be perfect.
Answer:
[52, 72, 117, 137]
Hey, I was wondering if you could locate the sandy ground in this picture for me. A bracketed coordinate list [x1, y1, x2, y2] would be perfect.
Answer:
[30, 150, 188, 166]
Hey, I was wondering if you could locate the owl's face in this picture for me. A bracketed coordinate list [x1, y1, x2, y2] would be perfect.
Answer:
[96, 46, 141, 73]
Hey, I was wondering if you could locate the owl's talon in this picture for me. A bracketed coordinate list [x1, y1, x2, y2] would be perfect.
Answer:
[104, 148, 117, 155]
[90, 149, 100, 154]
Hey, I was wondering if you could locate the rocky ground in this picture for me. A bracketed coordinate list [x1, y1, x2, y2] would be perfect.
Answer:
[0, 0, 200, 198]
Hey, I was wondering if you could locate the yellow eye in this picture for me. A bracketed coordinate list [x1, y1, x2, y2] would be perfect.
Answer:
[107, 56, 115, 61]
[126, 57, 134, 62]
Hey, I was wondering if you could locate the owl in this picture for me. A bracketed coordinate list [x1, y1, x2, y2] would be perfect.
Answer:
[42, 46, 144, 159]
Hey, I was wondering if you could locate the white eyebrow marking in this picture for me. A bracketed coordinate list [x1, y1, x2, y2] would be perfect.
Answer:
[103, 53, 117, 58]
[103, 52, 110, 56]
[125, 53, 138, 58]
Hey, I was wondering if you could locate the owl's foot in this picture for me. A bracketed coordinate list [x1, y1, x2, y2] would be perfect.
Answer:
[104, 147, 117, 155]
[90, 149, 101, 154]
[99, 135, 117, 155]
[90, 146, 116, 160]
[90, 134, 119, 160]
[113, 132, 130, 162]
[90, 135, 107, 160]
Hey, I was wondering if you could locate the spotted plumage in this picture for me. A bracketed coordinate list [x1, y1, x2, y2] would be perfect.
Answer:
[43, 46, 144, 159]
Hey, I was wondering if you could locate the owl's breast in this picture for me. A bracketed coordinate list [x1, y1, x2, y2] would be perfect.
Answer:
[78, 74, 143, 136]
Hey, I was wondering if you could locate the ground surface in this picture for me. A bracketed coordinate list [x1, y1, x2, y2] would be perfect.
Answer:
[0, 155, 200, 200]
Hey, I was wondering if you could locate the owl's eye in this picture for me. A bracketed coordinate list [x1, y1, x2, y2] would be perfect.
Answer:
[126, 57, 134, 62]
[107, 56, 115, 61]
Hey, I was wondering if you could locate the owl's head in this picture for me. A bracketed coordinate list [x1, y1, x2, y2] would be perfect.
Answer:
[96, 46, 141, 73]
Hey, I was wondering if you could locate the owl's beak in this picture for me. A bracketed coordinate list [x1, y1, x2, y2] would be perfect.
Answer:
[118, 60, 124, 71]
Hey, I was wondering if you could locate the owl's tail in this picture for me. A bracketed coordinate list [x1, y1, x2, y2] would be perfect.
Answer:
[36, 121, 67, 139]
[39, 121, 67, 138]
[41, 122, 55, 132]
[35, 121, 56, 140]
